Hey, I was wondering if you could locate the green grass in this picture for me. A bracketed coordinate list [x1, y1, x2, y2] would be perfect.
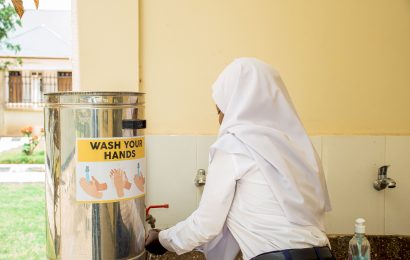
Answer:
[0, 150, 45, 164]
[0, 184, 45, 260]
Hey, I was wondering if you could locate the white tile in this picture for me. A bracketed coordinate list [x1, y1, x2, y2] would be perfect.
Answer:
[322, 136, 385, 235]
[145, 134, 407, 235]
[195, 135, 217, 205]
[196, 135, 217, 170]
[145, 135, 197, 228]
[310, 136, 326, 180]
[385, 136, 410, 235]
[310, 136, 322, 159]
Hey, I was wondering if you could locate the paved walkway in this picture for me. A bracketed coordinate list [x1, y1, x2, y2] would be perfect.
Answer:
[0, 137, 29, 153]
[0, 137, 45, 183]
[0, 164, 45, 183]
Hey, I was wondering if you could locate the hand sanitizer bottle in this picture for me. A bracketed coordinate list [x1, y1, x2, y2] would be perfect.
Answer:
[348, 218, 371, 260]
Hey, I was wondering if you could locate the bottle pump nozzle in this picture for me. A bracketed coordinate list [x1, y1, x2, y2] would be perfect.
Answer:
[355, 218, 366, 234]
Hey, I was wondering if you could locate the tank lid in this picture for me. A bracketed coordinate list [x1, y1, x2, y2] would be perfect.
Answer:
[45, 91, 145, 106]
[44, 91, 145, 96]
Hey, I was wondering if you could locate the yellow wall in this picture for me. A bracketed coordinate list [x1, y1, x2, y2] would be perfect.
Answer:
[74, 0, 139, 92]
[140, 0, 410, 135]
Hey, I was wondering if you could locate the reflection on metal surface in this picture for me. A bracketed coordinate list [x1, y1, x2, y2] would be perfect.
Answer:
[45, 92, 146, 259]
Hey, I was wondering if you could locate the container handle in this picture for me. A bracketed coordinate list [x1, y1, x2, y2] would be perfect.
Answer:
[122, 119, 146, 129]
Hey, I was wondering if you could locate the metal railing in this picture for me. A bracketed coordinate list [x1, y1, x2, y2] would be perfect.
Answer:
[4, 71, 72, 109]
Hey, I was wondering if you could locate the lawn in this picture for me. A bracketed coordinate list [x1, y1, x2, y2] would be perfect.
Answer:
[0, 150, 45, 164]
[0, 184, 45, 260]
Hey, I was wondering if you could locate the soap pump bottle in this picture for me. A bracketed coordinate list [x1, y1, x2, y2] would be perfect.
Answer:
[348, 218, 371, 260]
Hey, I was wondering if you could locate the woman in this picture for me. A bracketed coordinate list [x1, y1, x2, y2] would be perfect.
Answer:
[145, 58, 335, 260]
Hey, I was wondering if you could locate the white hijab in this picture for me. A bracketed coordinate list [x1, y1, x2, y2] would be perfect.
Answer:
[210, 58, 331, 230]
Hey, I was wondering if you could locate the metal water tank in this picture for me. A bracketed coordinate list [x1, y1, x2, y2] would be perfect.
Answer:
[44, 92, 146, 259]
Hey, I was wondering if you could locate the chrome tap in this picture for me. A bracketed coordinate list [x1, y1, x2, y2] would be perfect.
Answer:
[373, 165, 396, 191]
[194, 169, 206, 186]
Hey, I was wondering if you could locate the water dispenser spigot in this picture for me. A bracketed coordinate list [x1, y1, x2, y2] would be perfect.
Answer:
[373, 165, 396, 191]
[146, 204, 169, 228]
[194, 169, 206, 186]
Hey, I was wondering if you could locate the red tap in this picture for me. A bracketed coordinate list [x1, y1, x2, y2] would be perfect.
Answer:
[146, 204, 169, 216]
[146, 204, 169, 228]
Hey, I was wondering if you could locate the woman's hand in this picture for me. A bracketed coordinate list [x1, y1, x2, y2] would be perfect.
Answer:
[145, 229, 167, 255]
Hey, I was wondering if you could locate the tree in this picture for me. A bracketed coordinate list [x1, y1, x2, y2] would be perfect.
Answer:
[0, 0, 21, 70]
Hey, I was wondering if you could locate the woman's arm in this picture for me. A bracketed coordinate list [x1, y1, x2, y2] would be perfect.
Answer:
[158, 150, 237, 254]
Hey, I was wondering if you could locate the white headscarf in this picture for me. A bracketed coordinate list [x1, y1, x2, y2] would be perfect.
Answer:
[210, 58, 331, 230]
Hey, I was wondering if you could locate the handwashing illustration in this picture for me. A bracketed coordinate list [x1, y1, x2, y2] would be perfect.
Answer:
[134, 162, 145, 192]
[110, 168, 132, 198]
[79, 166, 107, 198]
[79, 164, 145, 200]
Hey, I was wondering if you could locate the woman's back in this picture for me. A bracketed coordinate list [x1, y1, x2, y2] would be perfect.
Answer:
[225, 151, 329, 259]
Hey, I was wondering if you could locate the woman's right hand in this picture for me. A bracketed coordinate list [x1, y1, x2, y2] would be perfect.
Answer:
[145, 229, 167, 255]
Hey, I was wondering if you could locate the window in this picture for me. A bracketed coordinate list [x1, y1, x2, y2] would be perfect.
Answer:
[8, 71, 23, 103]
[57, 71, 72, 92]
[30, 72, 43, 103]
[5, 71, 72, 107]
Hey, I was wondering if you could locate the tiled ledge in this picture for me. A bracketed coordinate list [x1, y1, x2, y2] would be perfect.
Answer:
[148, 235, 410, 260]
[329, 235, 410, 260]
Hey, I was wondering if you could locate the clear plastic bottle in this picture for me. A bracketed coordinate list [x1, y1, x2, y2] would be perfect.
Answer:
[348, 218, 371, 260]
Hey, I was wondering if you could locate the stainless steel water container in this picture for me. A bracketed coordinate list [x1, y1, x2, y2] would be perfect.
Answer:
[44, 92, 146, 260]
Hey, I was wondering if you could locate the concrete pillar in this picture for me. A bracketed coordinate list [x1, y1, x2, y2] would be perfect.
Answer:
[72, 0, 139, 92]
[0, 70, 5, 135]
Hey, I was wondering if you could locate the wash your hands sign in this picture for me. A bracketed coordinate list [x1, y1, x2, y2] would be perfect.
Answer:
[76, 137, 145, 203]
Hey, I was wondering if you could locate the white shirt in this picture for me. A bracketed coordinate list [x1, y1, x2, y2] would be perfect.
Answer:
[159, 150, 329, 260]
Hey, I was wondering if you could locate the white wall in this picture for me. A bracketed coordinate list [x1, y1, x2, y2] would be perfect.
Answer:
[6, 58, 72, 72]
[146, 135, 410, 235]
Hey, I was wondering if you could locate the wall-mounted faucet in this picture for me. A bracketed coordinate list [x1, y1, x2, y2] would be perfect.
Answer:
[373, 165, 396, 191]
[194, 169, 206, 186]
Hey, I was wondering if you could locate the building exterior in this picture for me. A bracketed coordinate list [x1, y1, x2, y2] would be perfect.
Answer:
[0, 10, 72, 135]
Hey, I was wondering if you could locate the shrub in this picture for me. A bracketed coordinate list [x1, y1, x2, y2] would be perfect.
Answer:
[20, 126, 43, 155]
